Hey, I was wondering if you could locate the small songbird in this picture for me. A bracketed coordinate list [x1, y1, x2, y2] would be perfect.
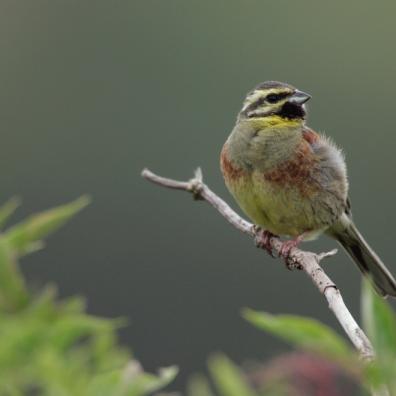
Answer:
[220, 81, 396, 297]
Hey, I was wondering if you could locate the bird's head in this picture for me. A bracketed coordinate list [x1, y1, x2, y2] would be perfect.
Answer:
[239, 81, 311, 128]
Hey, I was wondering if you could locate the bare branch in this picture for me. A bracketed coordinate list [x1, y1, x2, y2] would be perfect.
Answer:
[141, 167, 375, 360]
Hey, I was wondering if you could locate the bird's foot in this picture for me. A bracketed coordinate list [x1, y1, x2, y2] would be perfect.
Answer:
[279, 234, 305, 270]
[254, 227, 277, 257]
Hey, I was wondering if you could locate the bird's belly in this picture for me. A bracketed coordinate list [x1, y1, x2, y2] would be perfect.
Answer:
[227, 173, 328, 238]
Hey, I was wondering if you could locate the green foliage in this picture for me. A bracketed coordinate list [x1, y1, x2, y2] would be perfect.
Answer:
[186, 354, 257, 396]
[0, 198, 177, 396]
[208, 354, 258, 396]
[4, 196, 91, 257]
[361, 279, 396, 393]
[0, 197, 20, 229]
[186, 290, 396, 395]
[187, 374, 215, 396]
[242, 308, 354, 363]
[3, 196, 396, 395]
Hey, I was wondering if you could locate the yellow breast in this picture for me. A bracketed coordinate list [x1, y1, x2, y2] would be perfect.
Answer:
[221, 140, 326, 238]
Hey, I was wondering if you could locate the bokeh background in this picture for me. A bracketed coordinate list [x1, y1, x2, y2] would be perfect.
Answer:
[1, 0, 396, 390]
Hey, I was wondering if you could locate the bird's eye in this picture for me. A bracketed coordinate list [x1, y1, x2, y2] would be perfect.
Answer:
[266, 94, 281, 103]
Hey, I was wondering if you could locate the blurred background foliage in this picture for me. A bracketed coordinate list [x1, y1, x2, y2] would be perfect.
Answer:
[2, 200, 396, 395]
[0, 199, 178, 395]
[1, 0, 396, 393]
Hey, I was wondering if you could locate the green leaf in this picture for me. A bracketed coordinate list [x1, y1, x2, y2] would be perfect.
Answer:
[4, 196, 90, 256]
[0, 197, 182, 395]
[187, 374, 215, 396]
[128, 364, 178, 395]
[208, 354, 257, 396]
[0, 238, 29, 310]
[0, 197, 20, 229]
[86, 370, 123, 396]
[48, 315, 117, 351]
[361, 279, 396, 356]
[243, 308, 353, 362]
[361, 279, 396, 391]
[87, 363, 177, 396]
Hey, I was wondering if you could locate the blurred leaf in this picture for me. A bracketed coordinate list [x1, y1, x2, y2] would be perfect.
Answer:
[361, 280, 396, 391]
[86, 369, 124, 396]
[187, 374, 215, 396]
[4, 196, 90, 256]
[87, 363, 177, 396]
[208, 354, 257, 396]
[60, 295, 87, 314]
[0, 197, 178, 395]
[0, 383, 24, 396]
[0, 197, 20, 229]
[361, 279, 396, 356]
[128, 364, 178, 396]
[0, 315, 48, 370]
[48, 314, 117, 352]
[88, 330, 130, 372]
[259, 382, 292, 396]
[363, 361, 388, 392]
[0, 238, 29, 311]
[243, 308, 353, 362]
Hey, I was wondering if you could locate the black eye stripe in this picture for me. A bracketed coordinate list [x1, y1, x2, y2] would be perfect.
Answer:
[242, 91, 291, 116]
[266, 92, 289, 103]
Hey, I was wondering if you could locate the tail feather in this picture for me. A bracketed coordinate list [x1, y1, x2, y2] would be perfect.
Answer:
[330, 219, 396, 297]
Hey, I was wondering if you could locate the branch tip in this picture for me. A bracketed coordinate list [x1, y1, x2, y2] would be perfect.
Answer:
[317, 249, 338, 261]
[194, 167, 203, 182]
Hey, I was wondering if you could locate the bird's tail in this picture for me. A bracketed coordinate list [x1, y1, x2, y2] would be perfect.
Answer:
[330, 218, 396, 297]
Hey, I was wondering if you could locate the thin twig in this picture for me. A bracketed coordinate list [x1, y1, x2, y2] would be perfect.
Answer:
[141, 167, 375, 360]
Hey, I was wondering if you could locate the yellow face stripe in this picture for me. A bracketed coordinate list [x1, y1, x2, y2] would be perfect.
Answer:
[248, 114, 302, 129]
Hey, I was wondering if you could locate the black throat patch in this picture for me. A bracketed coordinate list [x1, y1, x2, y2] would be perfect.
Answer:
[278, 102, 306, 120]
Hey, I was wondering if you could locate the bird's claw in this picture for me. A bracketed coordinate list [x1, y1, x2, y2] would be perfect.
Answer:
[254, 227, 276, 257]
[279, 236, 304, 270]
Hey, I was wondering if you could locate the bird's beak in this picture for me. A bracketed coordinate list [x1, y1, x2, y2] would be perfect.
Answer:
[289, 90, 311, 105]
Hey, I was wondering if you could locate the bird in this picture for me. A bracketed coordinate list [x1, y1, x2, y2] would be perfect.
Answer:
[220, 80, 396, 297]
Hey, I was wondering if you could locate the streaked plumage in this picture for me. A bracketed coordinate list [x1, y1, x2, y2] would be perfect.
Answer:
[221, 81, 396, 297]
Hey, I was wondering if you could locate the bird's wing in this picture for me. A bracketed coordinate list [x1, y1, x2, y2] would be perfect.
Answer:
[302, 125, 350, 215]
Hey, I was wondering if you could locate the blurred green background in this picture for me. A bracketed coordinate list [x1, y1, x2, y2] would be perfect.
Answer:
[1, 0, 396, 388]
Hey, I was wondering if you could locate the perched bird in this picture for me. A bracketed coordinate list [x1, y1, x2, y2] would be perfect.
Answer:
[220, 81, 396, 297]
